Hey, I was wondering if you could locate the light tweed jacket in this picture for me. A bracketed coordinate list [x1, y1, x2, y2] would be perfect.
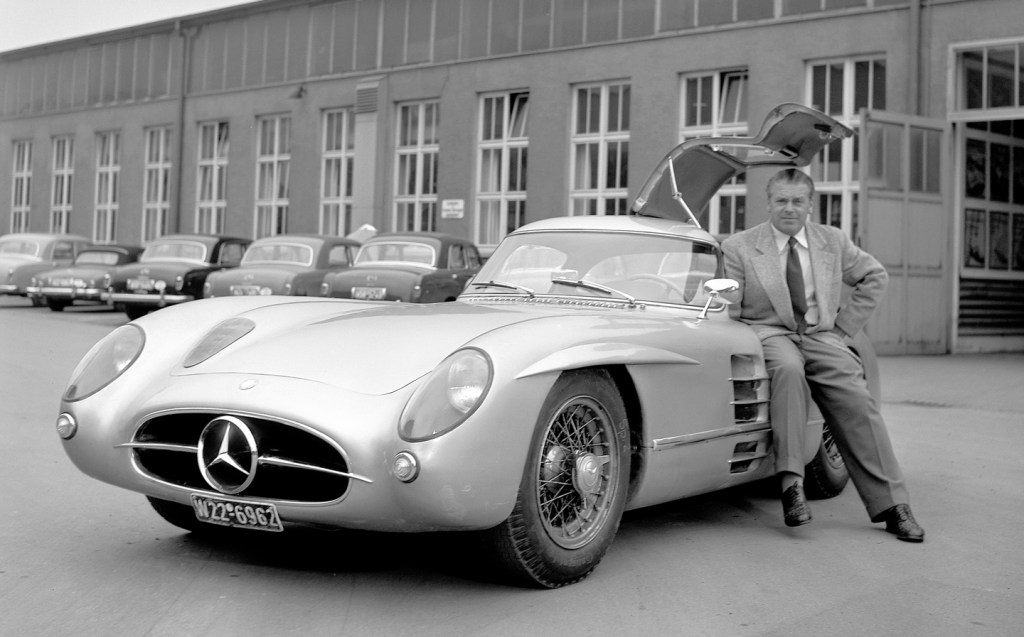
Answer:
[720, 221, 888, 341]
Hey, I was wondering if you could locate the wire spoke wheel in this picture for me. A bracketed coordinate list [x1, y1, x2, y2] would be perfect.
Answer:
[537, 397, 617, 549]
[482, 369, 630, 588]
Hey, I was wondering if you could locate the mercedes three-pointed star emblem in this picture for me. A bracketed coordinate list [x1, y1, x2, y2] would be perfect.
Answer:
[197, 415, 259, 494]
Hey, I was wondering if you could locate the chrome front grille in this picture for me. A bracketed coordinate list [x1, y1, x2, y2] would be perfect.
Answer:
[130, 412, 352, 503]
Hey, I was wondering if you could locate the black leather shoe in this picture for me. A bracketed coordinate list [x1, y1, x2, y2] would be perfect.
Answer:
[880, 504, 925, 542]
[781, 483, 812, 527]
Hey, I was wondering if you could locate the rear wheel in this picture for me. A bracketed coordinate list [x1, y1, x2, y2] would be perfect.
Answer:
[803, 422, 849, 499]
[124, 305, 148, 320]
[46, 298, 70, 312]
[483, 369, 630, 588]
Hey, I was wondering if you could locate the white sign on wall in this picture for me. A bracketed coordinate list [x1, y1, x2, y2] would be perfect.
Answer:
[441, 199, 464, 219]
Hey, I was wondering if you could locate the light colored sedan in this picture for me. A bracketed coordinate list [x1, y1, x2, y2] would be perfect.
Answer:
[0, 233, 92, 305]
[204, 234, 360, 298]
[56, 104, 864, 588]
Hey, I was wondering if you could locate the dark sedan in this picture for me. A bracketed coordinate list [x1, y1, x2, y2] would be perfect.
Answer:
[320, 232, 481, 302]
[203, 234, 359, 298]
[105, 234, 250, 320]
[29, 244, 144, 311]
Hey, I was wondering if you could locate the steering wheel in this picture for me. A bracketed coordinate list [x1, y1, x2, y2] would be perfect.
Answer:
[616, 274, 692, 302]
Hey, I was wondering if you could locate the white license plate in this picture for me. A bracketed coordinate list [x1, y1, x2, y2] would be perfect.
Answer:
[191, 494, 283, 532]
[127, 278, 154, 292]
[230, 285, 261, 296]
[352, 286, 386, 300]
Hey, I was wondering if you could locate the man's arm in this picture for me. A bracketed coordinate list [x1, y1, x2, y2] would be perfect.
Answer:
[835, 231, 888, 337]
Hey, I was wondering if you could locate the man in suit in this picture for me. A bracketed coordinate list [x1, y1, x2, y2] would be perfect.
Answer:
[721, 168, 924, 542]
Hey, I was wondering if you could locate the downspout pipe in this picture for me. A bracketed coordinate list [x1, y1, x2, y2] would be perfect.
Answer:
[908, 0, 922, 115]
[172, 21, 197, 233]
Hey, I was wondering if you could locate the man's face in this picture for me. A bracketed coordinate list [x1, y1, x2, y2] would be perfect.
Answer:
[767, 182, 813, 236]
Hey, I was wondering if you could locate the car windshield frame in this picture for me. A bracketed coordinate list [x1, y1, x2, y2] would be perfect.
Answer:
[241, 242, 315, 267]
[354, 241, 438, 268]
[0, 239, 41, 258]
[140, 240, 209, 264]
[464, 229, 722, 308]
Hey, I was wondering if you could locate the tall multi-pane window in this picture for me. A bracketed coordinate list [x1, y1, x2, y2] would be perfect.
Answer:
[51, 136, 74, 234]
[196, 121, 229, 234]
[320, 109, 355, 236]
[679, 69, 749, 233]
[11, 141, 32, 233]
[955, 42, 1024, 274]
[476, 91, 529, 245]
[395, 101, 440, 231]
[143, 127, 172, 243]
[806, 56, 886, 237]
[570, 82, 630, 216]
[94, 131, 120, 244]
[255, 115, 291, 238]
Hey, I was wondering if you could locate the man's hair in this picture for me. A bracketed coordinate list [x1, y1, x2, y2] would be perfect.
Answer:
[766, 168, 815, 198]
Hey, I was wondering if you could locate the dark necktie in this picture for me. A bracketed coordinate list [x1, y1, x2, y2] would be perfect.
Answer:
[786, 236, 807, 334]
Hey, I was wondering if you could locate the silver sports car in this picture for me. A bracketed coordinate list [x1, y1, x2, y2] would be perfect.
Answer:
[57, 104, 865, 588]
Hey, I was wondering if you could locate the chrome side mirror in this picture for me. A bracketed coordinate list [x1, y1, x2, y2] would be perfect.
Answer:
[697, 278, 739, 320]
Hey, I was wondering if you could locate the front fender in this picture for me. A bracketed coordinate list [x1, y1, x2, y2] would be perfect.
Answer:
[515, 342, 699, 379]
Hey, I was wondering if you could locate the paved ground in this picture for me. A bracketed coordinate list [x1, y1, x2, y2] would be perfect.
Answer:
[879, 352, 1024, 413]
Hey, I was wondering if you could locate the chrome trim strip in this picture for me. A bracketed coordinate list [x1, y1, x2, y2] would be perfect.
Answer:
[728, 451, 770, 464]
[652, 422, 771, 450]
[107, 292, 193, 304]
[259, 455, 373, 484]
[117, 441, 198, 452]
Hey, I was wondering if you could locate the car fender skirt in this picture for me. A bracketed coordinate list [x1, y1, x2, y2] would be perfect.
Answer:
[515, 343, 699, 379]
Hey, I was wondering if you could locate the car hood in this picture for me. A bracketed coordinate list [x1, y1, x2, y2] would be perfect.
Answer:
[631, 103, 853, 224]
[113, 261, 210, 280]
[0, 254, 41, 269]
[175, 301, 543, 394]
[213, 266, 303, 283]
[41, 266, 112, 281]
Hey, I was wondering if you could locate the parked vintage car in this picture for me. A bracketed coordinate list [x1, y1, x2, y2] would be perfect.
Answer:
[203, 234, 360, 298]
[28, 244, 144, 311]
[56, 104, 866, 588]
[320, 232, 482, 302]
[104, 234, 250, 320]
[0, 233, 92, 306]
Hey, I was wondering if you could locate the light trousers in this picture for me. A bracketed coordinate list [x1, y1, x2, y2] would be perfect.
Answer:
[763, 331, 909, 520]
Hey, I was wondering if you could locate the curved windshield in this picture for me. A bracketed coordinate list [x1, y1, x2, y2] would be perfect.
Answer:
[467, 231, 721, 306]
[0, 238, 41, 257]
[242, 242, 314, 267]
[141, 241, 207, 263]
[74, 251, 122, 266]
[355, 241, 437, 267]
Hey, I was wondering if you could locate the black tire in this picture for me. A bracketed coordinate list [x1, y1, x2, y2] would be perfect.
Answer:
[147, 496, 204, 532]
[46, 298, 70, 312]
[124, 305, 148, 320]
[803, 422, 849, 499]
[30, 295, 44, 307]
[482, 369, 631, 588]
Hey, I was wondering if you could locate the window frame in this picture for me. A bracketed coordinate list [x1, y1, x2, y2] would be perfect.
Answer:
[569, 80, 631, 216]
[475, 90, 530, 247]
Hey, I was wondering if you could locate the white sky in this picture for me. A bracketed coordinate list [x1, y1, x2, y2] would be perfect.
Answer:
[0, 0, 258, 53]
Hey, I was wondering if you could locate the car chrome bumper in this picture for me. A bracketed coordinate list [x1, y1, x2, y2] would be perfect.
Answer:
[105, 292, 194, 306]
[41, 286, 104, 300]
[0, 284, 23, 294]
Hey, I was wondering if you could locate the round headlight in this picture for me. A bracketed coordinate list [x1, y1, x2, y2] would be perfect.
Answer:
[63, 324, 145, 401]
[398, 349, 492, 442]
[154, 280, 167, 291]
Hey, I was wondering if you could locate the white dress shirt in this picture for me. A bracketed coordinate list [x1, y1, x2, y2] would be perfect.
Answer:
[771, 224, 819, 327]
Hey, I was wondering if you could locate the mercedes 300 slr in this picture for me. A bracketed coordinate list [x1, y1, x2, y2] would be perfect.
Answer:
[57, 104, 868, 588]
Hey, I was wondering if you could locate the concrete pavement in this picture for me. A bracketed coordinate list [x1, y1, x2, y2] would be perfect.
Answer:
[879, 353, 1024, 414]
